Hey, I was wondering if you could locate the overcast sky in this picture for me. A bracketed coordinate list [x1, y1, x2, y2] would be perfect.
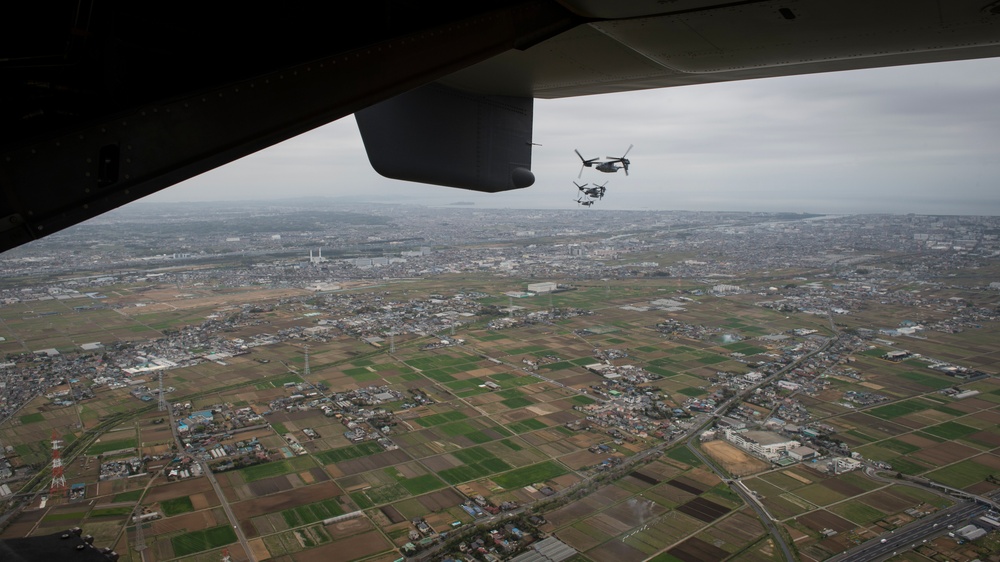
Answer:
[146, 57, 1000, 216]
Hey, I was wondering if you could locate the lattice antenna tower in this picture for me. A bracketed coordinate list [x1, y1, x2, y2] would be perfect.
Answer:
[389, 332, 395, 354]
[158, 370, 167, 411]
[132, 504, 147, 552]
[303, 345, 310, 379]
[508, 296, 513, 317]
[67, 378, 85, 428]
[49, 431, 68, 497]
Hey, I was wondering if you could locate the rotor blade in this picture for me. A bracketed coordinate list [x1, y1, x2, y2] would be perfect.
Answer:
[622, 144, 633, 158]
[578, 165, 584, 179]
[574, 149, 586, 163]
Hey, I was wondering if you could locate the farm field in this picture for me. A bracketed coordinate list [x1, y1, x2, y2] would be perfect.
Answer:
[2, 253, 1000, 561]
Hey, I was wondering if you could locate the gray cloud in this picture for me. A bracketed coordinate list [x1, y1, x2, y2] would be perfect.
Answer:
[148, 57, 1000, 215]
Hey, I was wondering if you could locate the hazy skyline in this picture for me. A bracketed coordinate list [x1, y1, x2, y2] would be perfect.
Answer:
[145, 56, 1000, 216]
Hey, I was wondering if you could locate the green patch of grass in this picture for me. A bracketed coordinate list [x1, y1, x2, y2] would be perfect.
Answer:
[89, 507, 135, 518]
[239, 456, 315, 482]
[696, 355, 727, 365]
[499, 439, 523, 451]
[260, 373, 303, 388]
[280, 498, 345, 528]
[677, 387, 704, 397]
[399, 474, 447, 494]
[887, 457, 929, 476]
[504, 417, 548, 435]
[465, 430, 493, 444]
[540, 361, 573, 371]
[349, 491, 373, 510]
[570, 357, 597, 366]
[933, 405, 966, 417]
[869, 400, 930, 419]
[160, 496, 194, 517]
[502, 396, 533, 408]
[171, 525, 238, 557]
[898, 371, 955, 390]
[645, 366, 677, 377]
[571, 395, 595, 405]
[846, 429, 876, 443]
[87, 437, 137, 455]
[877, 439, 920, 455]
[666, 446, 702, 467]
[926, 459, 998, 489]
[830, 501, 885, 524]
[422, 370, 457, 383]
[43, 511, 87, 522]
[923, 421, 978, 440]
[364, 482, 409, 505]
[492, 461, 567, 489]
[314, 442, 383, 464]
[414, 410, 468, 427]
[19, 412, 44, 424]
[913, 431, 947, 442]
[113, 490, 144, 502]
[270, 422, 289, 435]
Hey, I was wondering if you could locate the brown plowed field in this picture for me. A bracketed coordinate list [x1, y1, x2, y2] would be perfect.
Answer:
[558, 526, 604, 552]
[292, 530, 391, 562]
[586, 538, 648, 562]
[144, 477, 214, 502]
[231, 480, 343, 520]
[604, 497, 665, 527]
[677, 497, 730, 523]
[151, 508, 224, 534]
[797, 509, 855, 533]
[913, 442, 980, 466]
[666, 478, 703, 495]
[821, 478, 864, 497]
[668, 536, 730, 562]
[859, 489, 916, 513]
[417, 488, 464, 511]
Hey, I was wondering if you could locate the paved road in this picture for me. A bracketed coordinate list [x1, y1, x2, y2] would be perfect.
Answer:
[827, 501, 986, 562]
[166, 407, 256, 561]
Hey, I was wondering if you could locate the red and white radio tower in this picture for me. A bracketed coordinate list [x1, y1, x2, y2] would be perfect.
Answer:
[49, 431, 68, 497]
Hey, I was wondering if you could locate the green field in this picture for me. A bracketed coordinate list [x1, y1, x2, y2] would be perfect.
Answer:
[830, 500, 885, 524]
[926, 459, 998, 489]
[239, 456, 315, 482]
[869, 400, 930, 419]
[87, 437, 137, 455]
[171, 525, 238, 556]
[160, 496, 195, 517]
[923, 421, 978, 440]
[314, 442, 383, 464]
[666, 446, 702, 467]
[492, 461, 568, 489]
[414, 410, 468, 427]
[898, 371, 956, 390]
[18, 413, 44, 424]
[438, 447, 514, 484]
[280, 498, 346, 527]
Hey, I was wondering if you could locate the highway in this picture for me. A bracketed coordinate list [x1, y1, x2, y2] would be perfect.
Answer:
[827, 501, 987, 562]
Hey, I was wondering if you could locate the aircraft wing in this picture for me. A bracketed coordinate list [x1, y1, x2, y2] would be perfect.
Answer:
[3, 1, 1000, 252]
